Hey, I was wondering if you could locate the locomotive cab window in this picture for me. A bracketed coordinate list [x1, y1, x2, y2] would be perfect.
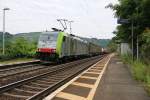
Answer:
[63, 36, 66, 42]
[38, 32, 59, 48]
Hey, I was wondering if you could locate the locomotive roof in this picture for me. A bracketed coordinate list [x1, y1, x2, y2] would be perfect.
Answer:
[69, 34, 88, 43]
[42, 31, 59, 35]
[41, 31, 88, 43]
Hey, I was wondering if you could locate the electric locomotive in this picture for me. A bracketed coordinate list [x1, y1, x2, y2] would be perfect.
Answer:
[36, 29, 102, 62]
[36, 31, 59, 61]
[36, 30, 91, 61]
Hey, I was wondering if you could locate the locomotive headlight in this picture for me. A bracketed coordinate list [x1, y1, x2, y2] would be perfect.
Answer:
[53, 49, 56, 52]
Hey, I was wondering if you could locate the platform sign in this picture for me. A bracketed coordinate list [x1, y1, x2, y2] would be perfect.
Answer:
[117, 18, 129, 24]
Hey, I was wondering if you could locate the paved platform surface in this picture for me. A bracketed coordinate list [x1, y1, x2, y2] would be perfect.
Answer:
[93, 55, 150, 100]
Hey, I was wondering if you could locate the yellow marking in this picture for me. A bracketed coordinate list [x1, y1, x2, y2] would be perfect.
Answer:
[87, 54, 114, 100]
[94, 65, 104, 67]
[85, 71, 100, 75]
[91, 67, 103, 69]
[72, 82, 94, 88]
[88, 69, 101, 72]
[80, 76, 97, 80]
[43, 57, 103, 100]
[56, 92, 86, 100]
[93, 65, 104, 68]
[43, 74, 83, 100]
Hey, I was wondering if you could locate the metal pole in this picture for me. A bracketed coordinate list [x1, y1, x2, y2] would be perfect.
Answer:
[63, 19, 68, 30]
[2, 8, 10, 55]
[136, 7, 139, 60]
[131, 19, 134, 60]
[57, 19, 67, 31]
[68, 21, 73, 34]
[137, 35, 139, 60]
[69, 22, 71, 34]
[2, 9, 5, 55]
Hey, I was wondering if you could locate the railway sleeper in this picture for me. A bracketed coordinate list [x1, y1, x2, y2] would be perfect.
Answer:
[27, 83, 48, 88]
[35, 80, 57, 85]
[14, 88, 38, 94]
[4, 88, 35, 96]
[49, 74, 68, 78]
[30, 82, 51, 87]
[2, 93, 29, 100]
[20, 85, 43, 92]
[33, 80, 53, 85]
[47, 77, 64, 80]
[23, 85, 45, 90]
[41, 78, 61, 82]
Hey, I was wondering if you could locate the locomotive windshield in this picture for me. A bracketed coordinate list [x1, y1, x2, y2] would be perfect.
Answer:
[38, 32, 59, 48]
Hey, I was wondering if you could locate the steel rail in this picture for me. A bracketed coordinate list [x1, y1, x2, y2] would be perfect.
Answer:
[0, 65, 50, 79]
[0, 60, 40, 70]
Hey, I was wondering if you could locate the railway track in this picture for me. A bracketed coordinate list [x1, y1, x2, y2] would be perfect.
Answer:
[0, 61, 40, 70]
[0, 61, 56, 86]
[0, 55, 104, 100]
[0, 64, 43, 76]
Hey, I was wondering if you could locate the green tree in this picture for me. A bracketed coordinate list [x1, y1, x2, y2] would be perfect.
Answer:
[107, 37, 118, 52]
[141, 29, 150, 63]
[106, 0, 150, 59]
[8, 37, 37, 57]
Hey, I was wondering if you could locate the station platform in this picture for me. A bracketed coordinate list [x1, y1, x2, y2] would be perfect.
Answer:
[44, 54, 150, 100]
[93, 55, 150, 100]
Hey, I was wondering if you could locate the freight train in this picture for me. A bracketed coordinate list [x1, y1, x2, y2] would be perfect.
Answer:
[36, 30, 102, 62]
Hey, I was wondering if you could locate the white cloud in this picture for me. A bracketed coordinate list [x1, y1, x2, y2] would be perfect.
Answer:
[0, 0, 118, 39]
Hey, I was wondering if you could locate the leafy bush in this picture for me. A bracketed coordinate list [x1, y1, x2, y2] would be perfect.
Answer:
[0, 53, 14, 61]
[121, 54, 150, 95]
[107, 38, 117, 52]
[121, 54, 133, 64]
[131, 61, 147, 82]
[8, 37, 37, 57]
[0, 37, 37, 61]
[146, 64, 150, 83]
[141, 29, 150, 64]
[0, 54, 9, 60]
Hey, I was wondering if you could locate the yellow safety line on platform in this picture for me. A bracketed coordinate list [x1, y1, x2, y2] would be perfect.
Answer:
[86, 54, 114, 100]
[56, 92, 86, 100]
[85, 72, 100, 75]
[43, 58, 102, 100]
[80, 76, 97, 80]
[92, 65, 103, 67]
[90, 67, 103, 70]
[88, 69, 101, 71]
[72, 82, 94, 88]
[94, 65, 104, 67]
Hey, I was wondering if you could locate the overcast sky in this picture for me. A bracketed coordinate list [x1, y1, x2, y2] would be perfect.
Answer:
[0, 0, 118, 39]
